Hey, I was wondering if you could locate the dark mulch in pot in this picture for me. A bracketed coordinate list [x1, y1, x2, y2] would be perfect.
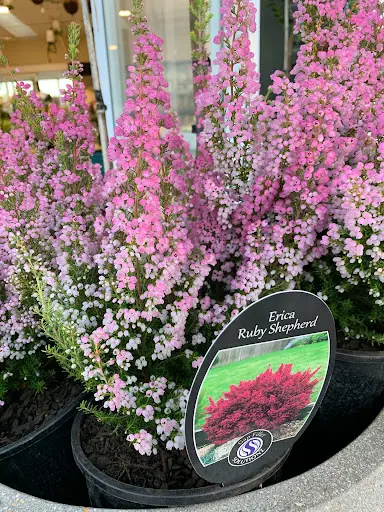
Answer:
[0, 376, 82, 447]
[81, 415, 210, 490]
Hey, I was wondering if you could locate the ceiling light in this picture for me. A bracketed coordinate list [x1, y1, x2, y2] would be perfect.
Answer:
[108, 44, 118, 51]
[119, 10, 132, 17]
[0, 13, 37, 37]
[0, 6, 9, 13]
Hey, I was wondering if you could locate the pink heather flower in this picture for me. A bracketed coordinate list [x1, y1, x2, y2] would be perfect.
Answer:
[195, 0, 384, 336]
[190, 0, 261, 270]
[192, 356, 204, 369]
[291, 0, 384, 343]
[0, 35, 102, 400]
[38, 5, 214, 454]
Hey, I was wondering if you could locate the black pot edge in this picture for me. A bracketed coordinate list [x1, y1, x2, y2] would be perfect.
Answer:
[72, 412, 291, 507]
[0, 392, 84, 461]
[336, 347, 384, 363]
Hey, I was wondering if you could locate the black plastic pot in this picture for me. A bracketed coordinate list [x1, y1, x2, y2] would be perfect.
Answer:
[0, 393, 88, 505]
[72, 412, 290, 509]
[312, 347, 384, 436]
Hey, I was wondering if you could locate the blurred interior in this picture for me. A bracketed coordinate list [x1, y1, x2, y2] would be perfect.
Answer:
[0, 0, 289, 164]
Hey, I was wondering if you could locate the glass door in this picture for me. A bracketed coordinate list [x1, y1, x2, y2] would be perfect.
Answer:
[90, 0, 261, 150]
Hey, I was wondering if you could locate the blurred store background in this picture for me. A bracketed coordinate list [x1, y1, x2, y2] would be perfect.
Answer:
[0, 0, 297, 169]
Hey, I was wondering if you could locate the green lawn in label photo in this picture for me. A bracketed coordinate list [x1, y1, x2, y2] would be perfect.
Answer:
[194, 339, 329, 431]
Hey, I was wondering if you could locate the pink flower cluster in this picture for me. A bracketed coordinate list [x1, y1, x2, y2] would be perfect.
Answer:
[192, 0, 333, 327]
[194, 0, 384, 338]
[197, 0, 260, 223]
[42, 7, 214, 456]
[316, 1, 384, 314]
[0, 122, 44, 365]
[0, 51, 102, 395]
[325, 162, 384, 295]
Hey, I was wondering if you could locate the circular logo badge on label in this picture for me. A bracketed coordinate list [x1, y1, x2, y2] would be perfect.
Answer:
[228, 430, 273, 467]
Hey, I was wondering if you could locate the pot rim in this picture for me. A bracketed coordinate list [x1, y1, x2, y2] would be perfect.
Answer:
[336, 347, 384, 362]
[71, 411, 290, 506]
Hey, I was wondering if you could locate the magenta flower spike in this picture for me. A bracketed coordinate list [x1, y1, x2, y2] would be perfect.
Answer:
[37, 2, 215, 456]
[196, 0, 384, 335]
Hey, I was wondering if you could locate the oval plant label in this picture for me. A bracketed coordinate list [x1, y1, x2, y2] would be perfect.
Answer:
[185, 290, 336, 485]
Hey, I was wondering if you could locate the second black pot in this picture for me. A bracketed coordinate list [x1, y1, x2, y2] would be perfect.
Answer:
[279, 349, 384, 480]
[0, 392, 88, 505]
[312, 347, 384, 435]
[72, 412, 290, 509]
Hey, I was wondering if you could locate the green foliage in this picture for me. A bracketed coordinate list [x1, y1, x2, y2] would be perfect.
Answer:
[190, 0, 212, 57]
[79, 399, 177, 441]
[132, 0, 146, 29]
[190, 0, 212, 105]
[67, 22, 81, 61]
[133, 0, 143, 13]
[80, 401, 123, 427]
[305, 259, 384, 346]
[0, 43, 8, 68]
[28, 261, 88, 383]
[0, 354, 51, 402]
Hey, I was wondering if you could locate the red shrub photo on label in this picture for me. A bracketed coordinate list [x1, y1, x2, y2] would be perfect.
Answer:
[203, 364, 320, 446]
[192, 330, 330, 468]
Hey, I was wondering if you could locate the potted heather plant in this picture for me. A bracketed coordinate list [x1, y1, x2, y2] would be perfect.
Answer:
[296, 0, 384, 435]
[29, 1, 291, 508]
[0, 24, 101, 503]
[193, 0, 383, 436]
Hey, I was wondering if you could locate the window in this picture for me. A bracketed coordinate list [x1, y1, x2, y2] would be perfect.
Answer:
[38, 79, 72, 98]
[98, 0, 195, 144]
[92, 0, 261, 149]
